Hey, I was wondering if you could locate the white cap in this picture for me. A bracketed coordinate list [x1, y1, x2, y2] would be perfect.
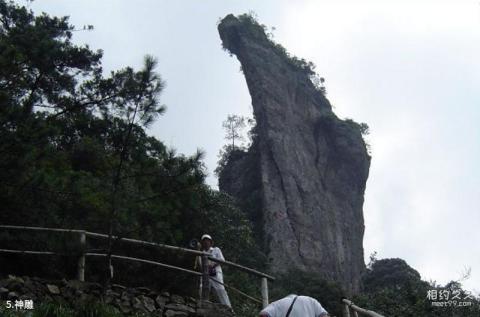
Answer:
[201, 234, 212, 241]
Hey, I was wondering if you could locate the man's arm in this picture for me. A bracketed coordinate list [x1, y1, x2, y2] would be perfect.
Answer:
[210, 247, 225, 268]
[214, 247, 225, 261]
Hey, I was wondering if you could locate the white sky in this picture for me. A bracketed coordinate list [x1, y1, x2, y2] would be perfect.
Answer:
[28, 0, 480, 293]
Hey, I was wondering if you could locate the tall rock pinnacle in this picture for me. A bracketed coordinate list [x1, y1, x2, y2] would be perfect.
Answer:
[217, 14, 371, 293]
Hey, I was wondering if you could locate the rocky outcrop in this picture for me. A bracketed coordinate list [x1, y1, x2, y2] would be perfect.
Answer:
[0, 275, 233, 316]
[218, 14, 371, 294]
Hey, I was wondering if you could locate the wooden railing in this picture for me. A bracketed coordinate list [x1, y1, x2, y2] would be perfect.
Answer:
[0, 224, 274, 308]
[342, 298, 384, 317]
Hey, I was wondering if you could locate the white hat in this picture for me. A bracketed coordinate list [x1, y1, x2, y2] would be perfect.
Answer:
[201, 234, 212, 241]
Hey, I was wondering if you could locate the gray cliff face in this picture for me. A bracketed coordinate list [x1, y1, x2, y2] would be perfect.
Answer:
[217, 15, 371, 294]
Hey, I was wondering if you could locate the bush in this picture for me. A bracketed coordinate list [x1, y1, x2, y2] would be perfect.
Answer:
[354, 257, 480, 317]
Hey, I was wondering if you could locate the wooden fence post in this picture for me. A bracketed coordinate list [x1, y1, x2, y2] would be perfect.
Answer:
[343, 303, 351, 317]
[261, 277, 269, 308]
[353, 310, 359, 317]
[200, 253, 210, 304]
[77, 231, 86, 282]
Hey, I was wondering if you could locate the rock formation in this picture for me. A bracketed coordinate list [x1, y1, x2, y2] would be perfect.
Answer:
[218, 14, 371, 294]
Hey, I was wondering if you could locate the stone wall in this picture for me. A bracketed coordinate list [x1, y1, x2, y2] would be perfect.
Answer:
[0, 275, 233, 316]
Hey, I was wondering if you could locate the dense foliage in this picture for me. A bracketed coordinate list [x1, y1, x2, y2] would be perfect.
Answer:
[0, 2, 263, 311]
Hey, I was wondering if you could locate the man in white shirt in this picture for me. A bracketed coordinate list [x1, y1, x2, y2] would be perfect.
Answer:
[260, 294, 329, 317]
[199, 234, 232, 307]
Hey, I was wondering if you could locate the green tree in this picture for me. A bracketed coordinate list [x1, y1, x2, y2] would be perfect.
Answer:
[215, 114, 256, 178]
[222, 114, 246, 150]
[0, 1, 263, 302]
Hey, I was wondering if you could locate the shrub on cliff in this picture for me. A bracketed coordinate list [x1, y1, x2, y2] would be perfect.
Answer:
[225, 12, 326, 94]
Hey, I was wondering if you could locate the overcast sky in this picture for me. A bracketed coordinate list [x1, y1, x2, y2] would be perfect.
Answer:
[28, 0, 480, 293]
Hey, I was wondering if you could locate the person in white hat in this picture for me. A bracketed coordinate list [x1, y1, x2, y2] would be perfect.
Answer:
[199, 234, 231, 307]
[259, 294, 329, 317]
